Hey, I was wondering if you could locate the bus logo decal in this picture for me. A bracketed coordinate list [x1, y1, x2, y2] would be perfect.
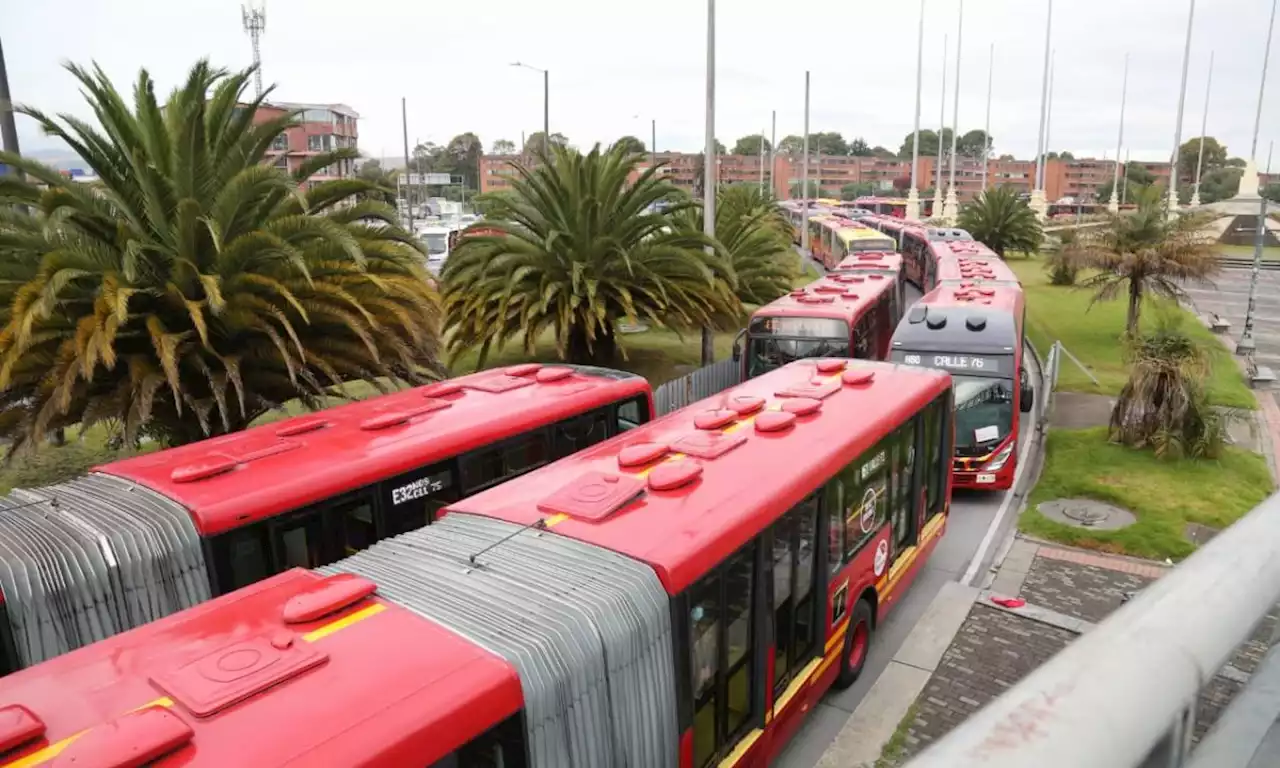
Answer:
[391, 474, 447, 506]
[859, 487, 878, 533]
[874, 540, 889, 577]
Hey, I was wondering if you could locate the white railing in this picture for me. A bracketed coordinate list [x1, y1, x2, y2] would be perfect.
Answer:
[652, 358, 742, 415]
[907, 491, 1280, 768]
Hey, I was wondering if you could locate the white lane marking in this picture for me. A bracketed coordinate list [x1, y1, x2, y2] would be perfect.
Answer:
[960, 348, 1044, 587]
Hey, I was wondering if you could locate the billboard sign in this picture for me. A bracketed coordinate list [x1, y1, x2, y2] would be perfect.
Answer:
[398, 173, 455, 186]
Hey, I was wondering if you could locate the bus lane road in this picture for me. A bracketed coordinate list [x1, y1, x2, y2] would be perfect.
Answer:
[775, 338, 1041, 768]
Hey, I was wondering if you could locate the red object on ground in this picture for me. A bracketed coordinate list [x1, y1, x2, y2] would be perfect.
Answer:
[991, 596, 1026, 609]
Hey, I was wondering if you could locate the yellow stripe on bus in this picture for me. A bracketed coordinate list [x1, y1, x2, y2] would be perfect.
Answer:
[716, 728, 764, 768]
[5, 602, 387, 768]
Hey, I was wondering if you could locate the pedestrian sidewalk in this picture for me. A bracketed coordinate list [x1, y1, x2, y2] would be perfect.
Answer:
[817, 538, 1280, 767]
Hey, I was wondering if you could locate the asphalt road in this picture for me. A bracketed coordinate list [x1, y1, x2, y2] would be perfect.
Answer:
[775, 249, 1039, 767]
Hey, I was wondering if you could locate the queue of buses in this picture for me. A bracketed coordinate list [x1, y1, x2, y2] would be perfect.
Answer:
[0, 203, 1030, 768]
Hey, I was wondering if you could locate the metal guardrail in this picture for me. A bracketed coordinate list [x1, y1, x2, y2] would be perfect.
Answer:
[907, 491, 1280, 768]
[652, 358, 742, 415]
[1217, 256, 1280, 271]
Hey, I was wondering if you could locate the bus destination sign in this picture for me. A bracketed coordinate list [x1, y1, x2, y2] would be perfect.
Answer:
[891, 351, 1011, 377]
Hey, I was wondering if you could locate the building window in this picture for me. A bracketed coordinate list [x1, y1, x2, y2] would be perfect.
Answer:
[271, 135, 288, 151]
[302, 108, 333, 123]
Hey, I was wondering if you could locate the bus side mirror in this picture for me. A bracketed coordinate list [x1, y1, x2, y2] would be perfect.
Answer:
[732, 329, 746, 363]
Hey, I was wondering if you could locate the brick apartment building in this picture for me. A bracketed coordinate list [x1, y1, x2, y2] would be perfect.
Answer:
[247, 102, 359, 186]
[479, 151, 1191, 204]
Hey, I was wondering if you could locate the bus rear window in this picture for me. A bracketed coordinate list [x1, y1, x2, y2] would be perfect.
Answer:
[749, 317, 848, 338]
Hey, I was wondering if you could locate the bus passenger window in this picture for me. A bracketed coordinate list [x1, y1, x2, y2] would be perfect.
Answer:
[771, 513, 796, 691]
[460, 431, 550, 493]
[616, 396, 648, 432]
[826, 481, 845, 577]
[210, 526, 270, 594]
[689, 574, 721, 768]
[843, 441, 889, 561]
[724, 550, 755, 739]
[335, 495, 376, 556]
[441, 713, 528, 768]
[382, 464, 459, 536]
[552, 410, 608, 459]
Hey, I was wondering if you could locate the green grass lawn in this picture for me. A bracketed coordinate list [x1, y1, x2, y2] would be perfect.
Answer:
[1005, 256, 1256, 409]
[1019, 427, 1273, 561]
[1217, 243, 1280, 261]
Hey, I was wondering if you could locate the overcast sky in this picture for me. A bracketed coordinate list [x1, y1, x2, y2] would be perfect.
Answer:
[4, 0, 1279, 163]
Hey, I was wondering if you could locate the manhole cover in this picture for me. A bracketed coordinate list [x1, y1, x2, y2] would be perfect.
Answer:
[1037, 498, 1137, 531]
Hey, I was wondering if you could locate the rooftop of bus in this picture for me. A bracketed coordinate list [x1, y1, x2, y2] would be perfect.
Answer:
[935, 252, 1022, 284]
[833, 250, 904, 274]
[891, 283, 1025, 357]
[0, 568, 522, 767]
[99, 365, 649, 536]
[750, 273, 898, 324]
[836, 226, 895, 244]
[448, 359, 952, 593]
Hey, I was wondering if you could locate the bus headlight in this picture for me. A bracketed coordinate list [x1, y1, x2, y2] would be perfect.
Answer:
[984, 442, 1015, 472]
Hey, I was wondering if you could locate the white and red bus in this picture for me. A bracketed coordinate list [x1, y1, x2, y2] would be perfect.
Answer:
[889, 268, 1032, 491]
[733, 273, 903, 379]
[0, 364, 652, 674]
[818, 224, 896, 271]
[0, 359, 953, 768]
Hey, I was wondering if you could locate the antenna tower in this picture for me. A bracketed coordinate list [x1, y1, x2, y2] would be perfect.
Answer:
[242, 3, 266, 97]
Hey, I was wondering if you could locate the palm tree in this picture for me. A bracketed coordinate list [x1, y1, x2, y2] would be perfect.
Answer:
[674, 184, 796, 305]
[442, 144, 740, 367]
[957, 186, 1043, 258]
[0, 61, 441, 452]
[1066, 187, 1218, 334]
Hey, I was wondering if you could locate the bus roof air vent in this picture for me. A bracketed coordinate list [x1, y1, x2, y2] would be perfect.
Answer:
[815, 359, 847, 373]
[776, 377, 841, 399]
[907, 306, 927, 324]
[464, 373, 537, 394]
[842, 369, 875, 386]
[618, 442, 669, 468]
[867, 274, 885, 281]
[50, 707, 193, 768]
[781, 397, 823, 416]
[538, 471, 646, 520]
[150, 636, 328, 717]
[727, 395, 766, 415]
[694, 409, 738, 431]
[814, 284, 844, 294]
[755, 411, 797, 433]
[170, 455, 239, 484]
[274, 418, 328, 438]
[283, 574, 378, 624]
[535, 367, 574, 383]
[966, 315, 988, 331]
[506, 363, 542, 377]
[647, 460, 703, 491]
[422, 381, 464, 398]
[359, 400, 451, 431]
[0, 705, 44, 753]
[672, 430, 747, 459]
[925, 313, 947, 330]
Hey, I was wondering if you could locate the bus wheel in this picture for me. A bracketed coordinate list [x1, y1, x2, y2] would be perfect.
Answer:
[833, 599, 874, 690]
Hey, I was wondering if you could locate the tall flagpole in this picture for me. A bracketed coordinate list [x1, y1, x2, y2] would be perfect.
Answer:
[801, 71, 811, 251]
[981, 42, 994, 196]
[1190, 51, 1214, 207]
[1238, 0, 1278, 356]
[932, 34, 948, 220]
[1030, 0, 1053, 220]
[942, 0, 965, 224]
[906, 0, 927, 221]
[1166, 0, 1196, 214]
[700, 0, 716, 365]
[1108, 54, 1130, 213]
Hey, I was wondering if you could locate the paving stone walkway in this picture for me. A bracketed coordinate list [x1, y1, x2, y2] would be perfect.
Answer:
[887, 538, 1280, 763]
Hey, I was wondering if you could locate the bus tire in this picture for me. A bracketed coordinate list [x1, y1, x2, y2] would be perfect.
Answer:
[833, 598, 874, 690]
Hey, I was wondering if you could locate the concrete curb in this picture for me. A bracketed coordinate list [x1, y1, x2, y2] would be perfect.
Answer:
[815, 581, 979, 768]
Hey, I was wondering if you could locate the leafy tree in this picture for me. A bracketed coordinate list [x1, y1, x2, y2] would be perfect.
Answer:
[809, 132, 848, 156]
[1065, 187, 1219, 333]
[446, 132, 484, 189]
[898, 128, 953, 159]
[957, 186, 1043, 259]
[997, 154, 1015, 161]
[1225, 156, 1248, 168]
[611, 135, 647, 155]
[0, 60, 441, 451]
[790, 180, 821, 198]
[491, 138, 517, 155]
[778, 135, 805, 155]
[523, 131, 569, 154]
[1178, 136, 1227, 183]
[1045, 150, 1075, 161]
[673, 185, 794, 305]
[840, 182, 877, 201]
[958, 129, 992, 159]
[1110, 322, 1237, 459]
[848, 138, 872, 156]
[1195, 166, 1242, 204]
[355, 159, 398, 204]
[871, 146, 897, 159]
[1263, 183, 1280, 202]
[714, 139, 727, 155]
[732, 134, 772, 155]
[1095, 162, 1158, 204]
[442, 145, 739, 367]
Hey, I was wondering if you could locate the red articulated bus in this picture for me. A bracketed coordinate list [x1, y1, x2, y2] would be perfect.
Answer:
[888, 257, 1032, 491]
[830, 250, 908, 316]
[0, 359, 954, 768]
[733, 274, 903, 379]
[0, 364, 652, 675]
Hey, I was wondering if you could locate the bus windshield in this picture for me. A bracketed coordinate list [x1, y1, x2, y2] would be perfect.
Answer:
[747, 317, 849, 377]
[847, 238, 894, 253]
[952, 374, 1014, 456]
[423, 234, 449, 254]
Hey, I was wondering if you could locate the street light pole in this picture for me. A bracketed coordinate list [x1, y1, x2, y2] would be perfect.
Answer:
[1239, 0, 1278, 355]
[942, 0, 964, 224]
[1031, 0, 1053, 220]
[933, 34, 948, 220]
[801, 71, 811, 251]
[770, 109, 776, 197]
[1108, 53, 1129, 213]
[701, 0, 717, 365]
[651, 118, 656, 169]
[0, 36, 21, 166]
[401, 97, 413, 232]
[1167, 0, 1196, 215]
[906, 0, 926, 221]
[981, 42, 993, 197]
[511, 62, 550, 154]
[759, 131, 766, 192]
[1190, 51, 1213, 207]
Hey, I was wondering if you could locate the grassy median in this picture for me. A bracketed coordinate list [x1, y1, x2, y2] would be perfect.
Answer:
[1020, 426, 1273, 561]
[1005, 257, 1255, 409]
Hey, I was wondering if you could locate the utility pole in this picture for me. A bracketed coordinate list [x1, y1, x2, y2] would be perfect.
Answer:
[651, 118, 656, 170]
[401, 97, 413, 232]
[1190, 51, 1213, 207]
[701, 0, 717, 366]
[0, 36, 22, 168]
[770, 110, 777, 198]
[801, 71, 811, 252]
[1108, 54, 1130, 213]
[759, 131, 766, 192]
[933, 34, 948, 220]
[1167, 0, 1196, 215]
[906, 0, 926, 221]
[981, 42, 994, 196]
[942, 0, 964, 224]
[1030, 0, 1053, 219]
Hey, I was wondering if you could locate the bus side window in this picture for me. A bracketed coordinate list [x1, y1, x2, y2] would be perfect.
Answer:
[209, 525, 271, 595]
[923, 395, 947, 517]
[432, 713, 529, 768]
[842, 439, 889, 563]
[552, 408, 609, 459]
[381, 463, 460, 537]
[615, 396, 649, 433]
[273, 488, 377, 569]
[0, 598, 20, 676]
[459, 431, 551, 494]
[853, 314, 874, 359]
